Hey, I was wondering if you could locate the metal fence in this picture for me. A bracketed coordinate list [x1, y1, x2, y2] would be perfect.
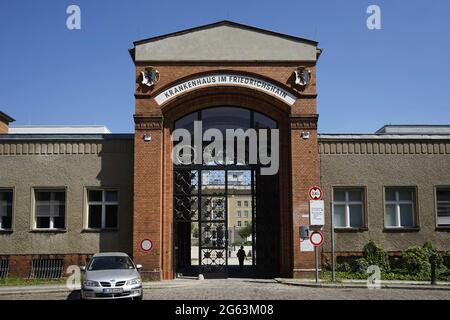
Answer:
[0, 259, 8, 279]
[30, 259, 63, 279]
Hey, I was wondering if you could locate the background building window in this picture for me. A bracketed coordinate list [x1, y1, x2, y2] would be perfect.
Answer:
[237, 201, 241, 207]
[0, 190, 13, 230]
[244, 201, 249, 207]
[237, 221, 241, 227]
[437, 188, 450, 226]
[333, 188, 364, 228]
[244, 221, 248, 227]
[244, 210, 249, 218]
[385, 188, 416, 228]
[237, 210, 241, 218]
[35, 189, 66, 229]
[87, 189, 118, 230]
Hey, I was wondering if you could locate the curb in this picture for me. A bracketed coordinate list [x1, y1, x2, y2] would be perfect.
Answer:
[0, 281, 199, 296]
[274, 278, 450, 291]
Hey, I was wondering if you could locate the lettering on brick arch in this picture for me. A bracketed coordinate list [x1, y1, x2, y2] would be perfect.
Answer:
[154, 73, 297, 106]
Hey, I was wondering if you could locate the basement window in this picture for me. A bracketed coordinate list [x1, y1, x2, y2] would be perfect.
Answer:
[87, 189, 119, 230]
[437, 188, 450, 226]
[0, 259, 8, 279]
[0, 189, 13, 230]
[30, 258, 63, 279]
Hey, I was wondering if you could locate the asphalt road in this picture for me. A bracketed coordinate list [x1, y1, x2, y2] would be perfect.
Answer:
[1, 279, 449, 300]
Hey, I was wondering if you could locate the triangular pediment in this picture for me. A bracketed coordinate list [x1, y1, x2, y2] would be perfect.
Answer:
[132, 21, 320, 62]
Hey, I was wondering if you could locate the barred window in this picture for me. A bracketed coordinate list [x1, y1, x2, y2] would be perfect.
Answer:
[87, 189, 118, 230]
[34, 189, 66, 229]
[0, 190, 13, 230]
[437, 188, 450, 226]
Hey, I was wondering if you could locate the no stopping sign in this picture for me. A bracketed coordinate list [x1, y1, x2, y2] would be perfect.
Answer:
[309, 231, 324, 247]
[141, 239, 153, 252]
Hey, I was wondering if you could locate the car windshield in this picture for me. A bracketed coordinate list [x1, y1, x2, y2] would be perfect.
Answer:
[88, 256, 135, 271]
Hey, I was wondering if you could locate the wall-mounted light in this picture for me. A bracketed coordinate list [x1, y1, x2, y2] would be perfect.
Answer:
[301, 131, 310, 140]
[143, 134, 152, 142]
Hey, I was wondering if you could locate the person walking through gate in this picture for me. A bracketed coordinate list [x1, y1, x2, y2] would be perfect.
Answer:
[237, 246, 247, 270]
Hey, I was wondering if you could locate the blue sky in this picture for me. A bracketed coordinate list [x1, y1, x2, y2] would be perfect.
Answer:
[0, 0, 449, 133]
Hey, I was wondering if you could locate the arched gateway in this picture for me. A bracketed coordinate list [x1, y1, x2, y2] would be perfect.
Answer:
[130, 21, 322, 280]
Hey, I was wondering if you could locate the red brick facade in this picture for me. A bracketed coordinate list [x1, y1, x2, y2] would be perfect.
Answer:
[132, 63, 320, 279]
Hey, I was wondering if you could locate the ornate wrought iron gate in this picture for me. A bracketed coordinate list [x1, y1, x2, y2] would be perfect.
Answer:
[173, 168, 257, 277]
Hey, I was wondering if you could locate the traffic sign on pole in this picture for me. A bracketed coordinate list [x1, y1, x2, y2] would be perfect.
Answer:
[308, 186, 323, 201]
[310, 231, 324, 247]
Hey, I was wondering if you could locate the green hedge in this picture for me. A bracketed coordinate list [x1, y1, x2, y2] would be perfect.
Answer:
[330, 240, 449, 281]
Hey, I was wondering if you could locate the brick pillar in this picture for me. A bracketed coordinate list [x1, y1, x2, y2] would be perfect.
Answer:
[8, 255, 32, 278]
[133, 115, 164, 280]
[290, 115, 320, 278]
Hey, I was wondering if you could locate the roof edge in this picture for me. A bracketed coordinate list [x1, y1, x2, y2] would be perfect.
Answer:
[0, 111, 15, 123]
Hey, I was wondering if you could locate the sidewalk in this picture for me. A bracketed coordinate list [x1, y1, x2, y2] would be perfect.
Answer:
[275, 278, 450, 291]
[0, 279, 199, 296]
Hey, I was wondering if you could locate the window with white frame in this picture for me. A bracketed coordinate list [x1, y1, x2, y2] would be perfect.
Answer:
[385, 188, 416, 228]
[87, 189, 118, 229]
[437, 188, 450, 226]
[237, 210, 241, 218]
[244, 210, 249, 218]
[244, 201, 249, 207]
[0, 190, 13, 230]
[34, 189, 66, 229]
[237, 221, 241, 227]
[333, 188, 364, 228]
[237, 201, 242, 207]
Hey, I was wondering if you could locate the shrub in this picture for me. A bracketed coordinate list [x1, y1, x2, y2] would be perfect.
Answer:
[402, 246, 431, 276]
[363, 240, 390, 272]
[422, 241, 443, 269]
[443, 250, 450, 270]
[336, 262, 352, 272]
[353, 258, 369, 274]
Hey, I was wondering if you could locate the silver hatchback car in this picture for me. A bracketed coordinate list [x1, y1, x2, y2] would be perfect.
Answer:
[81, 252, 143, 300]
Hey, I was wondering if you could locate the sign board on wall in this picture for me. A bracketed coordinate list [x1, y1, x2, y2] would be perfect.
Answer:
[309, 200, 325, 227]
[154, 73, 297, 106]
[300, 238, 314, 252]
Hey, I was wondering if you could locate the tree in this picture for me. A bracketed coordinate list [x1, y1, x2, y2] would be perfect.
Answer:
[238, 224, 252, 240]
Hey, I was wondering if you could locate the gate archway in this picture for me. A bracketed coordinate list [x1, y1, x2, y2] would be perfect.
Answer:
[172, 106, 281, 278]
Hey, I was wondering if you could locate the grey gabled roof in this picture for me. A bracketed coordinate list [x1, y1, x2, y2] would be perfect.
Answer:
[133, 20, 318, 46]
[131, 20, 321, 62]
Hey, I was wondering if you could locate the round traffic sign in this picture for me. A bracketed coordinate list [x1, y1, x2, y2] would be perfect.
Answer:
[140, 239, 153, 252]
[308, 186, 323, 200]
[310, 231, 324, 247]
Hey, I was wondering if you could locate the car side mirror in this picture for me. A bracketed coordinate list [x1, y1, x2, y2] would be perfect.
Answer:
[80, 266, 86, 272]
[136, 264, 142, 270]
